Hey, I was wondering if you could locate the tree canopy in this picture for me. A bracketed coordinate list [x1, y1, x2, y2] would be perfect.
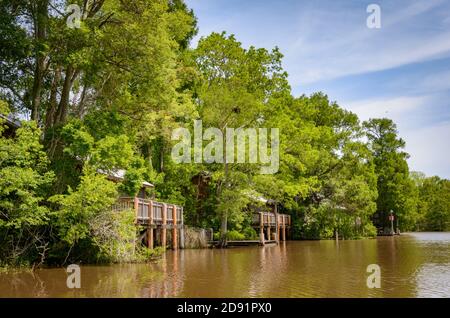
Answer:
[0, 1, 448, 266]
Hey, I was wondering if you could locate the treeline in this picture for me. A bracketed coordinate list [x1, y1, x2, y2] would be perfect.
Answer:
[0, 0, 448, 266]
[411, 173, 450, 231]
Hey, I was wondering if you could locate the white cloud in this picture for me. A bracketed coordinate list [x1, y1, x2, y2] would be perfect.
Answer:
[344, 95, 450, 178]
[405, 121, 450, 178]
[345, 95, 429, 123]
[189, 0, 450, 87]
[286, 1, 450, 85]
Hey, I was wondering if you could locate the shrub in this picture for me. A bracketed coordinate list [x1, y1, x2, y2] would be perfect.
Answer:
[242, 227, 258, 240]
[136, 246, 165, 262]
[0, 119, 54, 265]
[226, 230, 245, 241]
[49, 172, 140, 263]
[363, 222, 377, 238]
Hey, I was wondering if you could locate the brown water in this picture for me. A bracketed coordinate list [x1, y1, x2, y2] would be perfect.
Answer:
[1, 232, 449, 298]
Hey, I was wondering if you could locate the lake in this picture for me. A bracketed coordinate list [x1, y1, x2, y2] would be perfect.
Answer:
[1, 232, 449, 297]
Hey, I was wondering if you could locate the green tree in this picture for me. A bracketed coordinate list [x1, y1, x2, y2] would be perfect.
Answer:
[193, 32, 289, 245]
[364, 118, 419, 232]
[416, 176, 450, 231]
[0, 104, 54, 265]
[49, 171, 138, 263]
[277, 93, 378, 239]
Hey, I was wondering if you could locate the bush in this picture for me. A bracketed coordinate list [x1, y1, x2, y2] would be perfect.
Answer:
[242, 227, 258, 240]
[226, 230, 245, 241]
[363, 223, 377, 238]
[49, 172, 118, 246]
[89, 208, 137, 263]
[0, 120, 54, 265]
[48, 172, 142, 263]
[136, 246, 165, 262]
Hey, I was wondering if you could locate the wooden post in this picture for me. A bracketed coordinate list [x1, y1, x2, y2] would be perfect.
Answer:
[149, 200, 153, 224]
[162, 203, 167, 248]
[282, 216, 286, 241]
[172, 206, 178, 250]
[147, 227, 154, 249]
[259, 212, 265, 245]
[134, 197, 139, 224]
[266, 225, 271, 241]
[180, 207, 185, 249]
[274, 204, 279, 243]
[147, 200, 154, 249]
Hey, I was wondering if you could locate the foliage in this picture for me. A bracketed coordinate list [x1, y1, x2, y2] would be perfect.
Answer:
[363, 118, 419, 232]
[415, 175, 450, 231]
[0, 0, 449, 267]
[226, 230, 246, 241]
[135, 246, 166, 262]
[192, 31, 290, 245]
[48, 173, 144, 263]
[0, 113, 54, 265]
[49, 172, 117, 246]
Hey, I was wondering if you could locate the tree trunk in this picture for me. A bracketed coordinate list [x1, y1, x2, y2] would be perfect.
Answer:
[30, 0, 49, 122]
[219, 144, 229, 247]
[219, 212, 228, 247]
[160, 142, 164, 172]
[44, 67, 61, 131]
[55, 65, 75, 125]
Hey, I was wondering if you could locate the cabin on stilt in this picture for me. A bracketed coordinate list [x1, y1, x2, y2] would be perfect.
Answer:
[209, 195, 292, 247]
[106, 170, 184, 250]
[250, 197, 291, 245]
[0, 114, 21, 138]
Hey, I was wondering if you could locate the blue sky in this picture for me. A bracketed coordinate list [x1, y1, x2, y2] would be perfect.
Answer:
[185, 0, 450, 178]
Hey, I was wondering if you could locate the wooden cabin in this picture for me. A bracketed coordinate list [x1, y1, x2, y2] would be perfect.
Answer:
[0, 114, 21, 138]
[106, 169, 184, 250]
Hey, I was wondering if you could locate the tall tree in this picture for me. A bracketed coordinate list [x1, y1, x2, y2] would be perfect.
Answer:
[364, 118, 419, 232]
[193, 32, 289, 246]
[416, 176, 450, 231]
[0, 0, 198, 190]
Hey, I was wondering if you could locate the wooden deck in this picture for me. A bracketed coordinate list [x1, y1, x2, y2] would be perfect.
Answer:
[209, 212, 291, 247]
[113, 197, 292, 250]
[253, 211, 291, 244]
[209, 240, 278, 247]
[113, 197, 184, 250]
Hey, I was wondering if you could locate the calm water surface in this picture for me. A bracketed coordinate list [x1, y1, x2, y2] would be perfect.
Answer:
[1, 232, 449, 297]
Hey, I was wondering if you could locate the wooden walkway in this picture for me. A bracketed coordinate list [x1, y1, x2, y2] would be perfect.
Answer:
[113, 197, 184, 250]
[209, 240, 278, 247]
[113, 197, 292, 250]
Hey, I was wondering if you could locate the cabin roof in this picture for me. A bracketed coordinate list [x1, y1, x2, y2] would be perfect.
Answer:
[246, 192, 277, 205]
[0, 114, 21, 129]
[99, 169, 154, 188]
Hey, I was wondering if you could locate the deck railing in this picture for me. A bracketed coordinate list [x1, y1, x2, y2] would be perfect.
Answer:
[112, 197, 183, 225]
[252, 212, 291, 227]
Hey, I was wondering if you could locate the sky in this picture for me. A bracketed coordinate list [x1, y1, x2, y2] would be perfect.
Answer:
[185, 0, 450, 178]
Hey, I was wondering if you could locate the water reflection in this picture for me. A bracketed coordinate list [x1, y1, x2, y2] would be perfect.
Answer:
[0, 232, 449, 297]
